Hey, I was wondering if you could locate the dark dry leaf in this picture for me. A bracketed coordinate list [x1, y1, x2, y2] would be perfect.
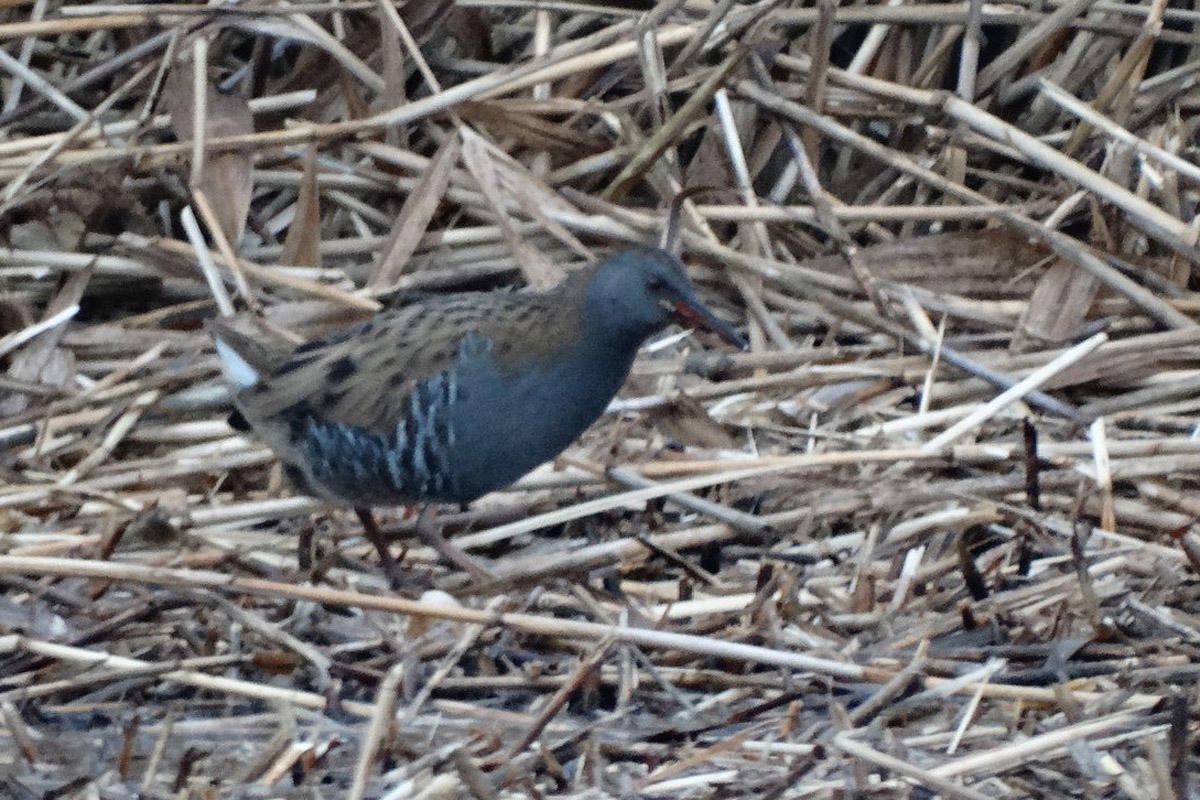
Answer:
[1, 266, 91, 416]
[0, 297, 32, 336]
[683, 101, 758, 191]
[398, 0, 456, 39]
[443, 7, 493, 60]
[371, 132, 463, 291]
[460, 129, 565, 289]
[646, 396, 738, 450]
[281, 147, 322, 269]
[1018, 259, 1100, 346]
[164, 61, 254, 247]
[377, 1, 407, 125]
[603, 47, 747, 202]
[336, 63, 371, 121]
[801, 230, 1053, 296]
[458, 100, 601, 156]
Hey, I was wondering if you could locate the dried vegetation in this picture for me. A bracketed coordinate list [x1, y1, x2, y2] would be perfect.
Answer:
[0, 1, 1199, 797]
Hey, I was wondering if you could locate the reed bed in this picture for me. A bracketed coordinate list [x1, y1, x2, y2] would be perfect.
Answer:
[0, 1, 1198, 797]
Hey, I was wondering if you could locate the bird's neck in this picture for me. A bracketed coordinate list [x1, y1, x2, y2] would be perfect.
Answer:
[577, 293, 650, 363]
[527, 265, 649, 379]
[544, 311, 639, 423]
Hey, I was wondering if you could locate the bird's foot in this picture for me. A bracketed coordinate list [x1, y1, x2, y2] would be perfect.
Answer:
[354, 507, 428, 592]
[415, 507, 495, 583]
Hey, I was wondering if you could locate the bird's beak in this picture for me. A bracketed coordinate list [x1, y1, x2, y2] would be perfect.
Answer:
[671, 295, 747, 349]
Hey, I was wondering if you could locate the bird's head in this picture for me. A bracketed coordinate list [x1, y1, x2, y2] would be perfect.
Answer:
[584, 246, 746, 349]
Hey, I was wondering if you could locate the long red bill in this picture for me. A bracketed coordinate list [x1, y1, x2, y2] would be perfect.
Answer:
[673, 300, 747, 349]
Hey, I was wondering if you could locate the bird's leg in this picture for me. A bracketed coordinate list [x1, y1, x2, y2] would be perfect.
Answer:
[354, 507, 408, 590]
[415, 506, 495, 582]
[297, 524, 314, 574]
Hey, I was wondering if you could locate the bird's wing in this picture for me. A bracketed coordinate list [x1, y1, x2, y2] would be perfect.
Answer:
[218, 291, 576, 434]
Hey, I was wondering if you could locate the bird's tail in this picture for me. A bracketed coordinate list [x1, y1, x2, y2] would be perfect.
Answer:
[207, 318, 291, 389]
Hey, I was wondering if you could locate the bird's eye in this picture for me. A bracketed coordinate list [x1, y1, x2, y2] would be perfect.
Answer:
[646, 276, 665, 291]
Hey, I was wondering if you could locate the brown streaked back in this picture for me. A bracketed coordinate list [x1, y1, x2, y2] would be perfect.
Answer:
[219, 272, 590, 434]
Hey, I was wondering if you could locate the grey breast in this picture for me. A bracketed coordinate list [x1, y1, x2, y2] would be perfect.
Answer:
[442, 332, 638, 503]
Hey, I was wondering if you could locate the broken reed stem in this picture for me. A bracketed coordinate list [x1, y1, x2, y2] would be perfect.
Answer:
[0, 634, 367, 715]
[347, 661, 406, 800]
[923, 332, 1108, 450]
[830, 734, 994, 800]
[735, 78, 1198, 330]
[0, 557, 866, 678]
[1037, 77, 1200, 187]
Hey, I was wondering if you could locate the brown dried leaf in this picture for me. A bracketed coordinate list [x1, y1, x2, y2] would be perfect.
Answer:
[1019, 260, 1100, 344]
[1043, 350, 1163, 391]
[460, 128, 594, 284]
[370, 133, 462, 291]
[0, 298, 32, 336]
[461, 130, 563, 289]
[1, 265, 91, 416]
[458, 101, 599, 156]
[442, 7, 492, 59]
[646, 396, 737, 450]
[203, 158, 254, 251]
[801, 230, 1053, 297]
[377, 2, 408, 146]
[281, 147, 322, 269]
[684, 102, 756, 191]
[494, 165, 592, 266]
[400, 0, 456, 40]
[378, 1, 406, 112]
[336, 63, 371, 121]
[164, 62, 254, 247]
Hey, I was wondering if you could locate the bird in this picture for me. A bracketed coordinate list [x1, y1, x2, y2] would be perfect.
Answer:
[211, 244, 745, 588]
